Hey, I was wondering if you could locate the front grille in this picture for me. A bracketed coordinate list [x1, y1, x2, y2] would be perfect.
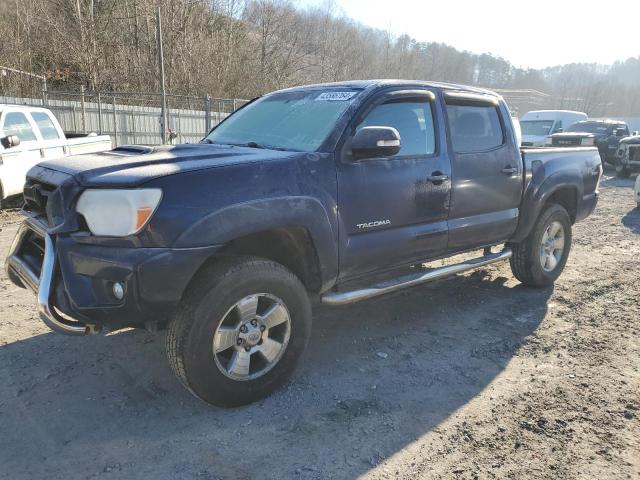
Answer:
[630, 145, 640, 162]
[23, 180, 64, 227]
[23, 180, 55, 216]
[552, 137, 582, 147]
[19, 230, 46, 279]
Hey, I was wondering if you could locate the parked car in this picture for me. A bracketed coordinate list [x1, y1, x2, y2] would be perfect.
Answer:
[0, 105, 111, 206]
[5, 80, 602, 407]
[614, 133, 640, 178]
[550, 119, 630, 164]
[635, 174, 640, 207]
[520, 110, 587, 147]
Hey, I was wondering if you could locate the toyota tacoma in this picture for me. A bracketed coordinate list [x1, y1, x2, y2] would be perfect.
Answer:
[5, 80, 601, 406]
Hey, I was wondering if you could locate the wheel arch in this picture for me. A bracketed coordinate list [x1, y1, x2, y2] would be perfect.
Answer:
[511, 172, 582, 243]
[174, 197, 339, 293]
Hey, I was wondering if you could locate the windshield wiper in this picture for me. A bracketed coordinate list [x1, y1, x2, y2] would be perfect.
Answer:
[236, 142, 293, 151]
[203, 140, 295, 152]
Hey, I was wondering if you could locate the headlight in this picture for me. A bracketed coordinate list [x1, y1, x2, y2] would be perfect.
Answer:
[581, 138, 595, 146]
[76, 189, 162, 236]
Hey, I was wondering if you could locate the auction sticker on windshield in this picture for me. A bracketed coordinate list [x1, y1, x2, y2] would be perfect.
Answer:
[315, 91, 358, 101]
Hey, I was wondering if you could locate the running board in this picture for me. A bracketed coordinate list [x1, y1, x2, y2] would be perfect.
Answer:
[321, 248, 512, 306]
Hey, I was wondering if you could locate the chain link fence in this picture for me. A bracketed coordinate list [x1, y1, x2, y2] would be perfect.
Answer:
[0, 90, 248, 147]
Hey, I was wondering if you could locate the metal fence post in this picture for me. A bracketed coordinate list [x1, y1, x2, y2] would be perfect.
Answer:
[97, 92, 103, 135]
[205, 95, 211, 134]
[112, 96, 118, 147]
[41, 78, 47, 107]
[71, 105, 78, 132]
[80, 85, 86, 132]
[131, 111, 137, 145]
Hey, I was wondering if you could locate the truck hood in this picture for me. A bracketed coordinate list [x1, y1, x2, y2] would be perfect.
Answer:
[34, 143, 301, 187]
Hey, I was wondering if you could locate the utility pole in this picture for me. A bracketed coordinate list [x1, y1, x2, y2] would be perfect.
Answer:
[156, 6, 168, 144]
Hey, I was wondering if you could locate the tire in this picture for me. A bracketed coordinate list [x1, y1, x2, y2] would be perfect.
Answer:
[166, 256, 312, 407]
[509, 204, 572, 288]
[616, 164, 631, 178]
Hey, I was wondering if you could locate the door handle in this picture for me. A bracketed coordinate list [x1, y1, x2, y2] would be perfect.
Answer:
[427, 172, 449, 184]
[501, 166, 518, 175]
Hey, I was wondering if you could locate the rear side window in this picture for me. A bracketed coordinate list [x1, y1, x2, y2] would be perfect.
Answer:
[357, 99, 436, 156]
[2, 112, 37, 142]
[447, 105, 504, 153]
[31, 112, 60, 140]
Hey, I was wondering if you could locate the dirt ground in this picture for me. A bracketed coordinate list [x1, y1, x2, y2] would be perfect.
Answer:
[0, 172, 638, 480]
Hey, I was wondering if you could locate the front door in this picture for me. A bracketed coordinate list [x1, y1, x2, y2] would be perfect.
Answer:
[444, 93, 523, 251]
[336, 89, 451, 280]
[0, 111, 42, 197]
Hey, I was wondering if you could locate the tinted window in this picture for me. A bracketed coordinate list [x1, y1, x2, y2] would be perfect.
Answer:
[357, 100, 436, 156]
[447, 104, 504, 153]
[31, 112, 60, 140]
[3, 112, 37, 142]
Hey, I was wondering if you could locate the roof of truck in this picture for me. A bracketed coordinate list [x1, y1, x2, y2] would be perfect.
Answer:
[275, 79, 499, 96]
[521, 110, 587, 116]
[0, 104, 51, 113]
[573, 119, 627, 125]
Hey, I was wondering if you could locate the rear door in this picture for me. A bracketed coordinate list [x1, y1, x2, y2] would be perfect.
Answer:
[444, 92, 523, 251]
[336, 88, 451, 280]
[0, 110, 42, 197]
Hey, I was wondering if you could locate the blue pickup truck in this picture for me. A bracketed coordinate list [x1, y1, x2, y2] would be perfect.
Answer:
[5, 80, 601, 406]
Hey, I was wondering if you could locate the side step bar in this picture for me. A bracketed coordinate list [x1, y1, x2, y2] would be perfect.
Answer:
[321, 248, 512, 306]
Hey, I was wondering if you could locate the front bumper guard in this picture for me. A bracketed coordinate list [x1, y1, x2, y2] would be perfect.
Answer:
[5, 220, 98, 336]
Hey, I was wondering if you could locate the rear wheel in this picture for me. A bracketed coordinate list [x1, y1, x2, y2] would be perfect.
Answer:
[509, 204, 572, 287]
[166, 256, 312, 407]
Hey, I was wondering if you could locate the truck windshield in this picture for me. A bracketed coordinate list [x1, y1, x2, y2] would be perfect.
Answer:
[203, 89, 361, 152]
[566, 122, 609, 134]
[520, 120, 554, 136]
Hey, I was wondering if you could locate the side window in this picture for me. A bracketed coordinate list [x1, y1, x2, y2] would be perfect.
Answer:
[552, 120, 563, 133]
[2, 112, 37, 142]
[447, 104, 504, 153]
[357, 99, 436, 156]
[31, 112, 61, 140]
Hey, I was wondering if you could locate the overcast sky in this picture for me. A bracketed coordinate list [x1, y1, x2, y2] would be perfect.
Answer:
[298, 0, 640, 69]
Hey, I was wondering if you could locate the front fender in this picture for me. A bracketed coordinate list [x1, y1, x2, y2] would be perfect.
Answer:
[173, 196, 339, 289]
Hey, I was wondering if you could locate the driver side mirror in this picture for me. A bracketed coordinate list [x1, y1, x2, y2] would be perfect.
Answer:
[555, 127, 563, 133]
[351, 126, 401, 160]
[0, 135, 20, 149]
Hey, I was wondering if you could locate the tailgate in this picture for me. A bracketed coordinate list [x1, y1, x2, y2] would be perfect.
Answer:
[67, 135, 112, 155]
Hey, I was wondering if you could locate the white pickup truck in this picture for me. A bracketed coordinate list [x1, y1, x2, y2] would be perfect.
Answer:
[0, 105, 112, 205]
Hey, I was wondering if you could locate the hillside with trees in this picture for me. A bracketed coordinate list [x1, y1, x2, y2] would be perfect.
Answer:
[1, 0, 638, 116]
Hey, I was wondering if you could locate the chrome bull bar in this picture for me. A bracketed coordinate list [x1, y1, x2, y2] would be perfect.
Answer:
[5, 220, 97, 336]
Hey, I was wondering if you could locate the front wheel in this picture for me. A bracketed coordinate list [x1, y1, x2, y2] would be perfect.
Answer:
[166, 256, 312, 407]
[509, 204, 572, 287]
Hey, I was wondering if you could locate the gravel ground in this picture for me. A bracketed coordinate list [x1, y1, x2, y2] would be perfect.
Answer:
[0, 173, 638, 480]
